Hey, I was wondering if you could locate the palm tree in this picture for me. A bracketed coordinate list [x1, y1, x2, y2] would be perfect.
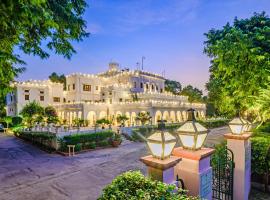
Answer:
[136, 112, 152, 126]
[116, 114, 129, 127]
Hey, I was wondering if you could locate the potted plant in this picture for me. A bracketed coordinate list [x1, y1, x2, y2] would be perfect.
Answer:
[110, 132, 122, 147]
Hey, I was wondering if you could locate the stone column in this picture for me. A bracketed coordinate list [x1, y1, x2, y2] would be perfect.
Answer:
[224, 133, 251, 200]
[140, 155, 181, 184]
[173, 147, 215, 200]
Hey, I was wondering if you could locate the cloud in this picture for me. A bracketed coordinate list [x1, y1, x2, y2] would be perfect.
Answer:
[111, 0, 200, 33]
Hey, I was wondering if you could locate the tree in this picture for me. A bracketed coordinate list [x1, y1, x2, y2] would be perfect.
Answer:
[2, 116, 12, 129]
[204, 12, 270, 117]
[0, 0, 89, 118]
[49, 72, 67, 90]
[44, 106, 59, 124]
[136, 112, 152, 125]
[96, 118, 111, 129]
[20, 101, 44, 127]
[116, 114, 129, 127]
[165, 79, 182, 95]
[180, 85, 203, 103]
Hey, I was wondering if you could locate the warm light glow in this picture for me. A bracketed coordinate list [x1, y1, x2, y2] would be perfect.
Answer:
[228, 117, 247, 135]
[147, 131, 177, 159]
[179, 135, 194, 148]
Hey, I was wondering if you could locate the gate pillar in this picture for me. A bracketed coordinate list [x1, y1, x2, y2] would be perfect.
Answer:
[173, 147, 215, 200]
[224, 133, 251, 200]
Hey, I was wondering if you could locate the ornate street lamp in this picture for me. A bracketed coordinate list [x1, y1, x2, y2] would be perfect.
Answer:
[177, 108, 208, 150]
[146, 121, 177, 159]
[228, 116, 248, 135]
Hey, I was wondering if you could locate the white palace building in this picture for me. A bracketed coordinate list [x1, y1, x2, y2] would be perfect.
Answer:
[6, 62, 206, 126]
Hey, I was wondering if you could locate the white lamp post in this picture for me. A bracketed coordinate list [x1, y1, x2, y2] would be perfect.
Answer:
[140, 121, 181, 184]
[177, 108, 208, 150]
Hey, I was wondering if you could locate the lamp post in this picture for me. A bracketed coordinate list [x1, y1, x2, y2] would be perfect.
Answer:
[224, 114, 251, 200]
[172, 108, 214, 199]
[140, 120, 181, 184]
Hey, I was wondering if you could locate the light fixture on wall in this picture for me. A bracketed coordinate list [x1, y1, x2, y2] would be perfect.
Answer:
[177, 108, 208, 151]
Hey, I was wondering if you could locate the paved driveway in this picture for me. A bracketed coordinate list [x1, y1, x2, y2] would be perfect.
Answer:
[0, 126, 229, 200]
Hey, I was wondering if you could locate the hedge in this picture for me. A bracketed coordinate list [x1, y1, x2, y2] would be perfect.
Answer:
[197, 119, 230, 129]
[58, 130, 115, 152]
[15, 131, 57, 152]
[98, 171, 199, 200]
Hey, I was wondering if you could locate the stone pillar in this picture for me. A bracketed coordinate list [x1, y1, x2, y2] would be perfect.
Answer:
[140, 155, 181, 184]
[173, 147, 215, 200]
[224, 133, 251, 200]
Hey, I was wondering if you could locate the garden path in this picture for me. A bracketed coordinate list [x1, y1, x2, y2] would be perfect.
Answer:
[0, 126, 229, 200]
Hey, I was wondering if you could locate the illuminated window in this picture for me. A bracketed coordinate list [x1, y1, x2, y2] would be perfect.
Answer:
[83, 84, 91, 91]
[53, 97, 60, 102]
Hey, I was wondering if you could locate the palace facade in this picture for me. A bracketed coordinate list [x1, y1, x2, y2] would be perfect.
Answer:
[6, 62, 206, 126]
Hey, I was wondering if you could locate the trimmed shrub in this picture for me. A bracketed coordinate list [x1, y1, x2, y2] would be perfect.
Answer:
[12, 116, 23, 126]
[198, 119, 230, 129]
[98, 171, 199, 200]
[98, 140, 109, 147]
[75, 144, 82, 152]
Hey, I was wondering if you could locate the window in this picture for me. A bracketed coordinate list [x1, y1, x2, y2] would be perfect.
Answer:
[146, 84, 149, 89]
[152, 85, 154, 90]
[40, 96, 44, 101]
[73, 84, 75, 90]
[53, 97, 60, 102]
[140, 82, 143, 88]
[63, 98, 66, 103]
[160, 89, 163, 93]
[102, 99, 105, 102]
[10, 96, 13, 102]
[102, 93, 105, 96]
[24, 89, 29, 93]
[68, 85, 70, 91]
[83, 84, 91, 91]
[109, 91, 112, 95]
[156, 86, 159, 91]
[134, 82, 137, 88]
[96, 86, 99, 90]
[25, 95, 29, 100]
[40, 91, 44, 94]
[119, 98, 123, 102]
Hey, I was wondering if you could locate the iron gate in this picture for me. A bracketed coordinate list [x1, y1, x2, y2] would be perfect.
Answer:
[212, 146, 235, 200]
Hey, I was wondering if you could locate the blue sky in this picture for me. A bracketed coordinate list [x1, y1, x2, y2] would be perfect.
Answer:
[18, 0, 270, 92]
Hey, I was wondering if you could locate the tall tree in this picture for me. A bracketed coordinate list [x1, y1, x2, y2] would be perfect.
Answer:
[49, 72, 67, 90]
[165, 79, 182, 95]
[204, 12, 270, 117]
[180, 85, 203, 103]
[0, 0, 89, 115]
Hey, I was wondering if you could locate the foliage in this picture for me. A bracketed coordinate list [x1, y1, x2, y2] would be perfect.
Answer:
[136, 112, 152, 125]
[12, 116, 23, 126]
[96, 118, 111, 125]
[198, 119, 230, 129]
[49, 72, 66, 90]
[204, 12, 270, 117]
[2, 116, 13, 128]
[180, 85, 203, 103]
[15, 131, 56, 152]
[211, 142, 227, 169]
[248, 77, 270, 124]
[116, 114, 129, 126]
[73, 118, 85, 127]
[0, 0, 89, 118]
[98, 171, 198, 200]
[59, 131, 115, 152]
[20, 101, 44, 127]
[44, 106, 59, 124]
[165, 79, 182, 95]
[251, 133, 270, 175]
